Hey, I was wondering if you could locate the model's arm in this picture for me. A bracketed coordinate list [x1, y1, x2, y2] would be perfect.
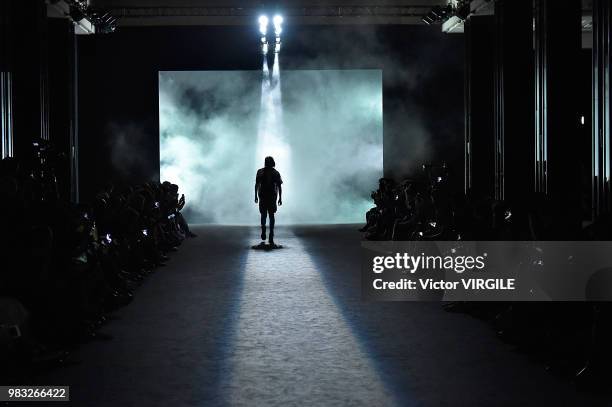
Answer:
[254, 182, 259, 203]
[278, 184, 282, 205]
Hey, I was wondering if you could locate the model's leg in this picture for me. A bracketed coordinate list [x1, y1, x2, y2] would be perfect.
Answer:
[260, 211, 267, 240]
[268, 209, 275, 244]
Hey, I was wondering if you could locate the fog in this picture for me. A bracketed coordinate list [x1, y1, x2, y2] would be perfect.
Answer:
[159, 64, 382, 224]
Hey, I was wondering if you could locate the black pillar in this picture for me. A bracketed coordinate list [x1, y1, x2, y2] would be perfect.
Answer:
[70, 24, 79, 203]
[534, 0, 582, 230]
[464, 15, 495, 197]
[0, 0, 14, 158]
[493, 0, 535, 203]
[11, 0, 50, 157]
[593, 0, 612, 216]
[49, 18, 79, 202]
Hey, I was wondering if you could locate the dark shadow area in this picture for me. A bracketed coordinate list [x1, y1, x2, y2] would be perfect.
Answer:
[292, 225, 612, 407]
[32, 225, 249, 407]
[251, 242, 284, 251]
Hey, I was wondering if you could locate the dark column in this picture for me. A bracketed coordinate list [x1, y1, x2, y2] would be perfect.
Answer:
[0, 0, 14, 158]
[70, 24, 80, 203]
[464, 15, 495, 197]
[593, 0, 612, 217]
[11, 0, 50, 157]
[534, 0, 547, 195]
[493, 0, 535, 203]
[534, 0, 582, 230]
[49, 18, 79, 201]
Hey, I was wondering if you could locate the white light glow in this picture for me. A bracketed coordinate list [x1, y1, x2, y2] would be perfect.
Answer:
[259, 15, 268, 35]
[273, 14, 283, 36]
[256, 52, 292, 215]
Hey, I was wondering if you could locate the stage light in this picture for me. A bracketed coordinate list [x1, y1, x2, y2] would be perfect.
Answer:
[273, 14, 283, 36]
[259, 15, 268, 35]
[421, 16, 433, 25]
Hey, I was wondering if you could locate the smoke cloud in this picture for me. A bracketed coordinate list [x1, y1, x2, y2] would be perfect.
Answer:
[282, 25, 464, 179]
[159, 68, 382, 224]
[156, 25, 462, 225]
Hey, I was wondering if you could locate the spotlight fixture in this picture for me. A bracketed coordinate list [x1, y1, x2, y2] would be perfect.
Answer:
[258, 14, 283, 54]
[259, 15, 269, 36]
[422, 2, 470, 30]
[54, 1, 117, 34]
[421, 5, 452, 25]
[259, 15, 269, 54]
[421, 15, 434, 25]
[273, 14, 283, 36]
[97, 12, 117, 33]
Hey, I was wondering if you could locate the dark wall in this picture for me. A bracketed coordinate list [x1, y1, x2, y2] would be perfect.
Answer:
[77, 24, 464, 200]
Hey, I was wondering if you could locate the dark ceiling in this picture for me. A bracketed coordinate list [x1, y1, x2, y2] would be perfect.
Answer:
[87, 0, 449, 25]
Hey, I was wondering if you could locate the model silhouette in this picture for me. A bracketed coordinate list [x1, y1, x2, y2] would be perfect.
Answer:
[255, 156, 283, 245]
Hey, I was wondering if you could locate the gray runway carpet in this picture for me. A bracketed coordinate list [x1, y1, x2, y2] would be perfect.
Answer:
[37, 225, 610, 406]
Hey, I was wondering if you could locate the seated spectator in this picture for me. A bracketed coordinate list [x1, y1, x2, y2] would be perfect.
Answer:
[360, 162, 612, 389]
[0, 140, 195, 383]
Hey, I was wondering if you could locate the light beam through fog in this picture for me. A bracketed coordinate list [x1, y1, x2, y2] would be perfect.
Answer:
[159, 69, 382, 224]
[256, 53, 294, 219]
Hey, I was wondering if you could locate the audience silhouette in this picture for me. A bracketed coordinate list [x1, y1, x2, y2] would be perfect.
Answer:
[360, 163, 612, 388]
[0, 140, 194, 384]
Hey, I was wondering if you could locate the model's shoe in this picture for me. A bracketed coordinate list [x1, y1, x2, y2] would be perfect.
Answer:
[268, 232, 274, 246]
[261, 227, 266, 241]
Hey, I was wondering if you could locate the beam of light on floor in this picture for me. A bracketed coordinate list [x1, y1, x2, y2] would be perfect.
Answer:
[226, 231, 396, 406]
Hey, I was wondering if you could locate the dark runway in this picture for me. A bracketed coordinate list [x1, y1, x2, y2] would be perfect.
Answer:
[38, 225, 610, 406]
